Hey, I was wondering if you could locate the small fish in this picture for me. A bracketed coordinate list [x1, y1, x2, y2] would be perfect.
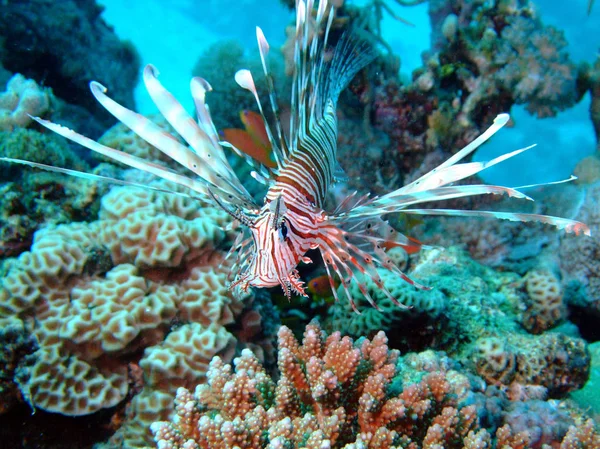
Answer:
[307, 274, 340, 298]
[2, 0, 589, 313]
[222, 110, 276, 168]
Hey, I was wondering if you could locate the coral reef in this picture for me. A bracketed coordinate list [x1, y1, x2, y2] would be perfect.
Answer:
[327, 247, 515, 353]
[0, 181, 255, 445]
[150, 322, 599, 449]
[0, 74, 51, 131]
[0, 128, 101, 259]
[0, 0, 140, 129]
[324, 246, 591, 402]
[326, 263, 446, 342]
[362, 0, 581, 185]
[559, 182, 600, 326]
[0, 320, 38, 414]
[0, 0, 599, 448]
[0, 128, 89, 179]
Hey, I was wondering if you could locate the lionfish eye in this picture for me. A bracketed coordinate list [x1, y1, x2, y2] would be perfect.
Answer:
[280, 222, 288, 240]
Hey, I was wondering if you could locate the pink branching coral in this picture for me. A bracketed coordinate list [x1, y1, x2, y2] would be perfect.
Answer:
[150, 322, 481, 449]
[149, 323, 599, 449]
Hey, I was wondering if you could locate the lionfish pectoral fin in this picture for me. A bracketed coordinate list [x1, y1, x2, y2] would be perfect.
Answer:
[0, 157, 208, 201]
[93, 72, 252, 203]
[514, 175, 578, 190]
[400, 208, 591, 236]
[29, 116, 220, 198]
[400, 114, 513, 194]
[400, 144, 536, 194]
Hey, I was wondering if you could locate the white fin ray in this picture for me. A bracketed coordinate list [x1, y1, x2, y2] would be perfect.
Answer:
[0, 157, 207, 202]
[234, 69, 285, 168]
[345, 184, 532, 218]
[400, 114, 513, 194]
[143, 65, 243, 191]
[400, 208, 591, 236]
[29, 117, 229, 199]
[255, 27, 290, 160]
[89, 80, 252, 203]
[189, 77, 221, 149]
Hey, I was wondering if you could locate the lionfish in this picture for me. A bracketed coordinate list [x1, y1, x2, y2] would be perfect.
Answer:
[2, 0, 589, 312]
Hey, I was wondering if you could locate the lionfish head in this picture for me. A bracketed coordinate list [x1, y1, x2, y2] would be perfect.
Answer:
[231, 196, 308, 298]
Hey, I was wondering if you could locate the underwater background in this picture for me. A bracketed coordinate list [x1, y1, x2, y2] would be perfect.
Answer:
[0, 0, 599, 448]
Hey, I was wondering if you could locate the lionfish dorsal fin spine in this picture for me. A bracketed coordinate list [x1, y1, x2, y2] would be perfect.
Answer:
[143, 65, 249, 198]
[90, 74, 252, 204]
[256, 27, 291, 163]
[234, 69, 286, 169]
[276, 0, 376, 206]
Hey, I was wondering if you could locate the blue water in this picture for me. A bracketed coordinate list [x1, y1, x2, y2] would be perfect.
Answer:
[99, 0, 599, 186]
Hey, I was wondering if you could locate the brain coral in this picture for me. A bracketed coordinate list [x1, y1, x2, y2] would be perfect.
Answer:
[471, 332, 589, 396]
[0, 181, 244, 424]
[521, 269, 565, 334]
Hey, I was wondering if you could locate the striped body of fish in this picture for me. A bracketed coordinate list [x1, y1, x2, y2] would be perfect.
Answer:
[2, 0, 589, 312]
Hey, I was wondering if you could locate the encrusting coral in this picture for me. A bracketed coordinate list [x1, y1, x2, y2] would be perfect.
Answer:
[470, 332, 589, 396]
[521, 268, 565, 334]
[0, 74, 50, 131]
[150, 322, 599, 449]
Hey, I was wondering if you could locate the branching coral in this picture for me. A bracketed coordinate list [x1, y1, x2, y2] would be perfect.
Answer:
[151, 322, 482, 449]
[150, 322, 599, 449]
